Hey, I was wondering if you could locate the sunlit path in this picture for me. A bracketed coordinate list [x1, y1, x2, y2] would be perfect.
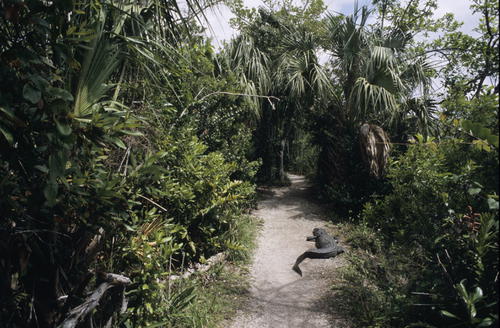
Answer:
[229, 174, 349, 328]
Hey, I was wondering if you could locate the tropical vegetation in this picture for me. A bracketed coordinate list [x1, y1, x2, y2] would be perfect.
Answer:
[0, 0, 497, 327]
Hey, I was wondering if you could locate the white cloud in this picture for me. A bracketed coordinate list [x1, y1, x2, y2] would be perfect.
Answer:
[202, 0, 263, 48]
[323, 0, 371, 14]
[203, 4, 237, 48]
[434, 0, 480, 34]
[203, 0, 480, 46]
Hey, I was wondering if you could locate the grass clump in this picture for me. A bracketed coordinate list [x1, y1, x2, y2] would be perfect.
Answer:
[144, 214, 261, 328]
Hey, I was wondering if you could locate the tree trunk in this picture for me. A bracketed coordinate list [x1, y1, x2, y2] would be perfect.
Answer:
[278, 138, 286, 183]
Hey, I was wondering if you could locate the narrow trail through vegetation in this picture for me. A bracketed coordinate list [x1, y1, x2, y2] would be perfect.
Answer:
[229, 174, 349, 328]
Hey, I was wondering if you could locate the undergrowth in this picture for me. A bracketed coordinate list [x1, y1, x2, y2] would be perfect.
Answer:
[329, 139, 499, 328]
[332, 222, 424, 328]
[140, 214, 261, 328]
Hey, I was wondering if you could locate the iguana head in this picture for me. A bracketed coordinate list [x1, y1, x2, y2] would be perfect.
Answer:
[312, 228, 327, 236]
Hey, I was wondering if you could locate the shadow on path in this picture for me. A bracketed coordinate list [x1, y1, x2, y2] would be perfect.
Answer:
[229, 173, 350, 328]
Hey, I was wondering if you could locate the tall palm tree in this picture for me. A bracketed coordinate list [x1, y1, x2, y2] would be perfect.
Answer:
[325, 5, 433, 126]
[322, 4, 434, 179]
[224, 10, 331, 183]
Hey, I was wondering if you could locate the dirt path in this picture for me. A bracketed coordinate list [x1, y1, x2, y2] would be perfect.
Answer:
[229, 174, 349, 328]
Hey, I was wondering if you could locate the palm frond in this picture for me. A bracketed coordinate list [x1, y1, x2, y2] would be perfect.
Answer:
[359, 123, 391, 178]
[401, 56, 434, 94]
[324, 6, 370, 73]
[367, 46, 397, 74]
[402, 97, 439, 139]
[350, 77, 399, 123]
[364, 46, 404, 94]
[274, 27, 333, 101]
[383, 28, 410, 49]
[227, 35, 272, 95]
[73, 12, 121, 117]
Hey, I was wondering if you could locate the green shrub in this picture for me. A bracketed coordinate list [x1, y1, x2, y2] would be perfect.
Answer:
[335, 223, 427, 328]
[0, 3, 259, 326]
[342, 137, 499, 327]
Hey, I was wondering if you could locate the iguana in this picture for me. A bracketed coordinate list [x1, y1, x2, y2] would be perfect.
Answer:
[292, 228, 344, 276]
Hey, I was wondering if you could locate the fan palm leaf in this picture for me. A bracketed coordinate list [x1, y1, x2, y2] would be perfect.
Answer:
[325, 6, 370, 73]
[400, 56, 433, 94]
[325, 4, 434, 130]
[73, 11, 121, 117]
[350, 77, 399, 123]
[402, 97, 438, 138]
[275, 28, 332, 101]
[226, 34, 272, 95]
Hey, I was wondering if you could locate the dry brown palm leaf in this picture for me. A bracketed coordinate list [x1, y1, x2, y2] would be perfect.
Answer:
[359, 123, 391, 178]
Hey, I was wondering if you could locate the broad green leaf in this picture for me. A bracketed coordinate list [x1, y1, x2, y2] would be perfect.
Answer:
[114, 138, 127, 149]
[0, 107, 25, 126]
[46, 87, 74, 102]
[472, 287, 483, 302]
[486, 134, 499, 148]
[472, 139, 491, 152]
[487, 198, 499, 210]
[121, 130, 144, 136]
[189, 241, 196, 253]
[73, 117, 92, 123]
[146, 322, 169, 328]
[123, 224, 136, 232]
[55, 119, 72, 136]
[461, 120, 476, 134]
[468, 188, 481, 195]
[0, 106, 15, 119]
[0, 125, 13, 144]
[456, 280, 468, 299]
[440, 310, 460, 320]
[470, 303, 477, 318]
[29, 75, 50, 90]
[23, 84, 41, 104]
[462, 120, 498, 148]
[477, 317, 494, 327]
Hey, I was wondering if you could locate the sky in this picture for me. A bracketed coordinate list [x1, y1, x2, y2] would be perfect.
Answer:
[202, 0, 480, 48]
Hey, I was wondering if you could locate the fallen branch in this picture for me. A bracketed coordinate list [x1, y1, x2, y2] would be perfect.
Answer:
[57, 273, 131, 328]
[169, 252, 227, 281]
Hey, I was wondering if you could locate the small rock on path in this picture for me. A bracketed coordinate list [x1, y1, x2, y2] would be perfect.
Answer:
[229, 174, 349, 328]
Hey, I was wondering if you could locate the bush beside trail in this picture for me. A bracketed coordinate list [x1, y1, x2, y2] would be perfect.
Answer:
[0, 2, 259, 327]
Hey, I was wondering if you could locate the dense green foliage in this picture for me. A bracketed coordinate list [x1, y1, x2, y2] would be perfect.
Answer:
[0, 0, 498, 327]
[225, 0, 330, 183]
[318, 1, 499, 327]
[338, 134, 498, 327]
[0, 1, 259, 327]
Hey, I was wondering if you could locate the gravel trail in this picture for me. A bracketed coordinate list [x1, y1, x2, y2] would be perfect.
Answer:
[229, 174, 349, 328]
